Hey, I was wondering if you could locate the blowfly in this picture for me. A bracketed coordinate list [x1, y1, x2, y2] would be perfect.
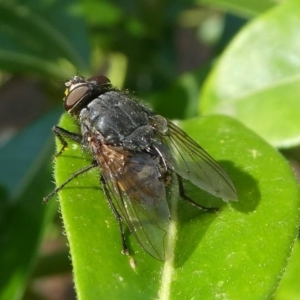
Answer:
[44, 75, 237, 261]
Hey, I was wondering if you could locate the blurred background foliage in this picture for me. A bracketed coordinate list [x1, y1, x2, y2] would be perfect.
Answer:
[0, 0, 299, 299]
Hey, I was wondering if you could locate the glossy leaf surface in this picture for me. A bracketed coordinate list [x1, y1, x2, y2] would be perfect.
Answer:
[197, 0, 275, 17]
[54, 114, 299, 299]
[200, 0, 300, 148]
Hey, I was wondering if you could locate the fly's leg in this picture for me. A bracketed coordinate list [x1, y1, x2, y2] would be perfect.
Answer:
[43, 162, 97, 203]
[52, 125, 82, 158]
[176, 174, 219, 212]
[100, 176, 129, 256]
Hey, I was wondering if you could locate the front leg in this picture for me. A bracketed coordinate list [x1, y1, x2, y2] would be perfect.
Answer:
[52, 125, 82, 158]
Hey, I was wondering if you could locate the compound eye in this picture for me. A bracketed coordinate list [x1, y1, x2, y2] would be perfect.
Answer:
[87, 75, 111, 86]
[64, 84, 89, 111]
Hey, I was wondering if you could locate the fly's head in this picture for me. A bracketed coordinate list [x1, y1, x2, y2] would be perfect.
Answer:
[64, 75, 112, 116]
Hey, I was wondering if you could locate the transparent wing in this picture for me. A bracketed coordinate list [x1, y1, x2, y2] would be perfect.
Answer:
[96, 145, 169, 261]
[154, 119, 237, 202]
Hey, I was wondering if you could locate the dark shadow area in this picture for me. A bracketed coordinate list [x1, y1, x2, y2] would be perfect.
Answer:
[173, 160, 260, 267]
[174, 200, 219, 268]
[218, 160, 261, 213]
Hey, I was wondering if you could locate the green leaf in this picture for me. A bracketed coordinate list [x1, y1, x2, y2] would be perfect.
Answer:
[274, 239, 300, 300]
[200, 0, 300, 148]
[197, 0, 275, 17]
[0, 112, 59, 300]
[147, 67, 211, 120]
[0, 109, 61, 193]
[0, 158, 57, 300]
[0, 1, 90, 76]
[70, 2, 123, 26]
[0, 50, 76, 79]
[54, 113, 299, 299]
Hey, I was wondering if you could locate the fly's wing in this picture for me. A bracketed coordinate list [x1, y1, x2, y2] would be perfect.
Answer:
[96, 145, 169, 261]
[154, 118, 237, 202]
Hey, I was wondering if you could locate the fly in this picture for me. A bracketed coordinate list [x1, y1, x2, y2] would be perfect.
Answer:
[44, 75, 237, 261]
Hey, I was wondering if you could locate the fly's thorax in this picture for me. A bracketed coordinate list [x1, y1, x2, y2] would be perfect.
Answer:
[78, 92, 155, 151]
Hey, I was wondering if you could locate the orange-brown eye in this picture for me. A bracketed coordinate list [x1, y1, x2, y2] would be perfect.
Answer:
[64, 84, 89, 111]
[87, 75, 111, 86]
